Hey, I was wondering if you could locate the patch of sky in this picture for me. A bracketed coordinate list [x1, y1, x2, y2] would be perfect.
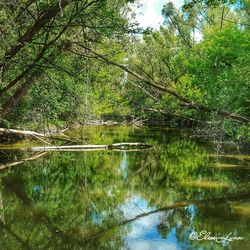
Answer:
[135, 0, 184, 29]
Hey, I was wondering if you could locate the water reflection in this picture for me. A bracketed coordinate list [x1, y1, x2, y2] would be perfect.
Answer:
[0, 126, 249, 249]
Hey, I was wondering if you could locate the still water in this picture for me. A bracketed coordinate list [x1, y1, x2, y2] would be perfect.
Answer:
[0, 126, 249, 250]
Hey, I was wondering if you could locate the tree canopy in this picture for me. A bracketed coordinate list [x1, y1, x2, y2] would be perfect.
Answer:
[0, 0, 249, 140]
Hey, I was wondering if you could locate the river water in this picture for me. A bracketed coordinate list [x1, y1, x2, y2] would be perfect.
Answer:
[0, 126, 249, 249]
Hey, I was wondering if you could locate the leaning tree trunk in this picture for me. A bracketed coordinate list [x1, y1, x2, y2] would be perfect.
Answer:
[0, 74, 38, 119]
[0, 25, 69, 119]
[80, 44, 249, 124]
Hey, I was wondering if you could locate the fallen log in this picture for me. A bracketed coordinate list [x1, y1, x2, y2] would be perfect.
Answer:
[0, 144, 151, 170]
[0, 128, 74, 143]
[28, 143, 152, 152]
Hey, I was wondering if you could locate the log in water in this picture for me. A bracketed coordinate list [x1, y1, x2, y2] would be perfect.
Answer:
[29, 143, 152, 152]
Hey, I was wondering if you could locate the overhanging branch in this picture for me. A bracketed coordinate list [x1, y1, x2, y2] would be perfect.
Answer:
[78, 43, 249, 124]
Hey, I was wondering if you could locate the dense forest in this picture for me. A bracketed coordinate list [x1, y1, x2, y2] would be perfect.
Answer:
[0, 0, 249, 141]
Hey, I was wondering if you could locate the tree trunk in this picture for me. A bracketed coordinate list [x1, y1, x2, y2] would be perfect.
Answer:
[0, 75, 38, 119]
[0, 128, 74, 142]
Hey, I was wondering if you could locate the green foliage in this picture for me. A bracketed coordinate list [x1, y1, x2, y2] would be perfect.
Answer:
[123, 1, 249, 140]
[0, 0, 137, 126]
[0, 0, 249, 141]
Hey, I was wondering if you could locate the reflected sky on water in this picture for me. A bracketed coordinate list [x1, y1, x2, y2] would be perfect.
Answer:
[0, 126, 249, 249]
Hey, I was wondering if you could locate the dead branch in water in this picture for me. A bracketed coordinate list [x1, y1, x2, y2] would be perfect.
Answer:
[27, 143, 152, 152]
[0, 128, 75, 143]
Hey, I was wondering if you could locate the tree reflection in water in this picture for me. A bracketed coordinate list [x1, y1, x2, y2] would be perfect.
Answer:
[0, 126, 249, 249]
